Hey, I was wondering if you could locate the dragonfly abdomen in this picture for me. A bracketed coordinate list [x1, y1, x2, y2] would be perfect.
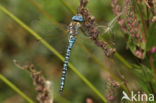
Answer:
[59, 24, 76, 95]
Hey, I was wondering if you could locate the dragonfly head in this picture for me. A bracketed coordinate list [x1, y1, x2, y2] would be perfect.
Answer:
[72, 15, 83, 22]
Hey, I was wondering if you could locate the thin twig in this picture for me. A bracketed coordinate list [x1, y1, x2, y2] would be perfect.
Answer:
[13, 60, 53, 103]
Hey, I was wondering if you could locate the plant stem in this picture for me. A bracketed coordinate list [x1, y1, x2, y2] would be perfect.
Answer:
[149, 55, 156, 83]
[59, 0, 76, 15]
[99, 36, 133, 70]
[114, 53, 132, 69]
[28, 0, 65, 33]
[0, 74, 35, 103]
[0, 5, 107, 103]
[79, 43, 128, 92]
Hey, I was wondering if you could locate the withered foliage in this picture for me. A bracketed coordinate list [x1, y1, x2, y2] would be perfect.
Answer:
[78, 0, 116, 57]
[13, 60, 53, 103]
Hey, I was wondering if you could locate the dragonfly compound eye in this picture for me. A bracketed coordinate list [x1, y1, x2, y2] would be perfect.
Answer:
[72, 15, 83, 22]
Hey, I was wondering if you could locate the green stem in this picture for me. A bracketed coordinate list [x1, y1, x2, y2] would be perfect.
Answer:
[99, 36, 133, 69]
[79, 43, 128, 92]
[0, 74, 35, 103]
[28, 0, 65, 33]
[59, 0, 76, 15]
[114, 53, 132, 69]
[0, 5, 107, 103]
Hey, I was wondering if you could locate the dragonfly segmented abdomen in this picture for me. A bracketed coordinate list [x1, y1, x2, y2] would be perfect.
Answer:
[59, 23, 77, 95]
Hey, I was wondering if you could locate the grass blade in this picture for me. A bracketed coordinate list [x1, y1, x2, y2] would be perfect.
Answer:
[0, 74, 35, 103]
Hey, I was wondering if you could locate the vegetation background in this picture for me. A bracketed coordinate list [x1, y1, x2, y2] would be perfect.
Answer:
[0, 0, 156, 103]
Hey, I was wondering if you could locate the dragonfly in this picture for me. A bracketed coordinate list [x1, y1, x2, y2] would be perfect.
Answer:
[59, 15, 83, 95]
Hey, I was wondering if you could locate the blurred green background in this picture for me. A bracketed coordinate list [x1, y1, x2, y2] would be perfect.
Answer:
[0, 0, 155, 103]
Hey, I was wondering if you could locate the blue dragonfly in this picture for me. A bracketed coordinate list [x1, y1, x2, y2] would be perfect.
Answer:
[59, 15, 83, 95]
